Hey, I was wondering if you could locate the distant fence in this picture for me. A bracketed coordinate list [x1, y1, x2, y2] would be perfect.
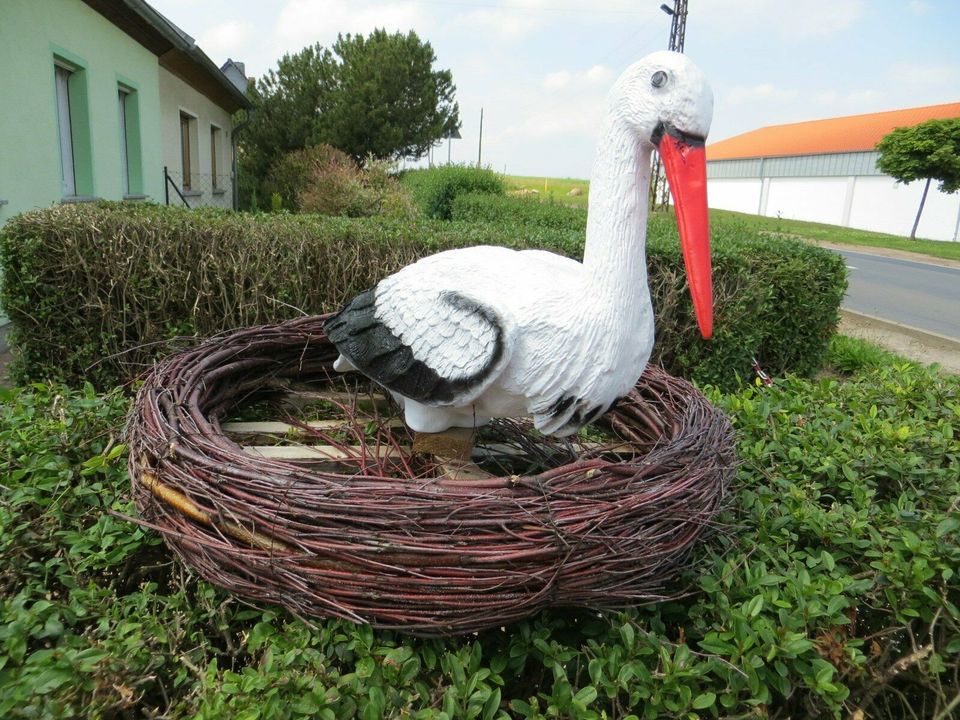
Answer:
[164, 168, 234, 210]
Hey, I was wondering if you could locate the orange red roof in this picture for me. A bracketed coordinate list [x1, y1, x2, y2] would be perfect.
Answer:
[707, 102, 960, 160]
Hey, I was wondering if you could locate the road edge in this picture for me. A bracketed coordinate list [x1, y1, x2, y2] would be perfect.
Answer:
[840, 310, 960, 353]
[839, 310, 960, 375]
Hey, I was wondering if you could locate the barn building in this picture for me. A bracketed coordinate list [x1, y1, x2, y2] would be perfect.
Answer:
[706, 102, 960, 242]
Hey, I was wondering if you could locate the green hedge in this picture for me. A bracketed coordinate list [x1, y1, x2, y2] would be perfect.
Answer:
[452, 192, 588, 232]
[2, 363, 957, 717]
[400, 165, 505, 219]
[0, 201, 844, 389]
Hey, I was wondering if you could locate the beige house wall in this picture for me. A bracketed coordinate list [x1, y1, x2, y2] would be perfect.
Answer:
[159, 66, 233, 209]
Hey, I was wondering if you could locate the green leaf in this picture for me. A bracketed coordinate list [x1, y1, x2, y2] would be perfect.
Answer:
[692, 692, 716, 709]
[362, 686, 385, 720]
[936, 516, 959, 538]
[573, 686, 598, 705]
[482, 687, 502, 720]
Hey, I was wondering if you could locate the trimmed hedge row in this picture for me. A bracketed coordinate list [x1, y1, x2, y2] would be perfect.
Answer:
[0, 201, 845, 389]
[452, 192, 588, 232]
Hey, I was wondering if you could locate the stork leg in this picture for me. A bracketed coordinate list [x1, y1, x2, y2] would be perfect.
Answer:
[413, 429, 491, 480]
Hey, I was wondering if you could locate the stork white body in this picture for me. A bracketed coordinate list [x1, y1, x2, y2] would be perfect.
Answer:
[327, 51, 714, 437]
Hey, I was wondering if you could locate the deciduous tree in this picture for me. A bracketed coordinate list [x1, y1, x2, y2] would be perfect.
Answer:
[876, 118, 960, 239]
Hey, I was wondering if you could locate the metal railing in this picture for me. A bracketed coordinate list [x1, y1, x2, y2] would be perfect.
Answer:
[164, 168, 234, 210]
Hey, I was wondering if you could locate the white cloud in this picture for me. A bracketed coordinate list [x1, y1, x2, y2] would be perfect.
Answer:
[542, 64, 612, 90]
[543, 70, 572, 90]
[907, 0, 931, 15]
[498, 94, 606, 142]
[455, 7, 543, 40]
[197, 20, 255, 62]
[889, 61, 960, 88]
[724, 83, 798, 106]
[699, 0, 864, 39]
[274, 0, 427, 53]
[446, 0, 643, 41]
[812, 89, 882, 109]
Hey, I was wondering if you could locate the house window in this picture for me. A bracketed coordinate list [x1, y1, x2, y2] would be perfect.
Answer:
[179, 112, 195, 190]
[210, 125, 221, 190]
[53, 54, 93, 198]
[118, 89, 131, 196]
[117, 84, 143, 197]
[55, 65, 76, 196]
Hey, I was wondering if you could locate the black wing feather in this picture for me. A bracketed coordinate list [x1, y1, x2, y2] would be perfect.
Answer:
[325, 289, 504, 405]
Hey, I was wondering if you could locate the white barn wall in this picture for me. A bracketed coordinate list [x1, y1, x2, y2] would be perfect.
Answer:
[707, 174, 960, 241]
[707, 179, 762, 215]
[848, 176, 960, 241]
[762, 178, 849, 225]
[159, 67, 233, 209]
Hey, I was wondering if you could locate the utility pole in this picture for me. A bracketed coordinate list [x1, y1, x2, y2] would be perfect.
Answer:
[650, 0, 688, 211]
[664, 0, 688, 52]
[477, 108, 484, 167]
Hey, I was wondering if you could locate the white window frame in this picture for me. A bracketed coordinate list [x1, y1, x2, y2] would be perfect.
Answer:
[118, 87, 131, 196]
[210, 123, 222, 190]
[55, 64, 76, 197]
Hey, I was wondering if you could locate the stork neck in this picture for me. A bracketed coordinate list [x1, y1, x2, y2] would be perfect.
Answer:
[582, 118, 653, 300]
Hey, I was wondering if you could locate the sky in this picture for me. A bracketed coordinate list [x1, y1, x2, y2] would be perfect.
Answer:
[148, 0, 960, 179]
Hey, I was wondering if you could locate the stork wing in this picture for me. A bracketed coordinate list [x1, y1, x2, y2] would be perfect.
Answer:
[325, 281, 510, 406]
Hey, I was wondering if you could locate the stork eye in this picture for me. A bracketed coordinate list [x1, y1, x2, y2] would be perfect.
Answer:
[651, 70, 668, 88]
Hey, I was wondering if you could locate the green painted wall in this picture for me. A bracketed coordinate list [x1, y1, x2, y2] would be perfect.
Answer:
[0, 0, 164, 226]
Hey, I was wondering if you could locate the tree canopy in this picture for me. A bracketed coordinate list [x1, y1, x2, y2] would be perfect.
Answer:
[322, 30, 460, 162]
[239, 29, 460, 206]
[875, 118, 960, 238]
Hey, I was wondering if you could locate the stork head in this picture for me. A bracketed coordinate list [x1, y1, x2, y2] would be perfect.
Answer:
[611, 51, 715, 339]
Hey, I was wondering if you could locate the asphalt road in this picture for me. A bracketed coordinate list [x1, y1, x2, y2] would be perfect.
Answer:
[837, 249, 960, 340]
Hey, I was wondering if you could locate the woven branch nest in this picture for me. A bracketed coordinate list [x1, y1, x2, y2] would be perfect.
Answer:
[127, 315, 736, 636]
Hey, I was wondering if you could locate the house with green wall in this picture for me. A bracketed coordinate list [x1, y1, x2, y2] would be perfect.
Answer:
[0, 0, 252, 341]
[0, 0, 251, 222]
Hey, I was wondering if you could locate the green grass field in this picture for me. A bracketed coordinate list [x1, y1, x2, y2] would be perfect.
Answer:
[504, 175, 590, 208]
[504, 175, 960, 262]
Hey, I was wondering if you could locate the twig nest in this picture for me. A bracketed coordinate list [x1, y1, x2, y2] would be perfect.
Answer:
[127, 316, 735, 636]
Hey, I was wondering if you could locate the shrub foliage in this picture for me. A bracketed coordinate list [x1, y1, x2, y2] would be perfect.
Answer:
[452, 192, 588, 232]
[1, 363, 957, 717]
[401, 165, 505, 219]
[0, 201, 844, 389]
[264, 145, 414, 218]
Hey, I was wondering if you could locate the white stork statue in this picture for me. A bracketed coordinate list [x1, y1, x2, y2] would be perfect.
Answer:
[326, 51, 714, 438]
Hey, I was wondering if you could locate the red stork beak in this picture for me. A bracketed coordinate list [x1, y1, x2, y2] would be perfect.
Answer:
[656, 123, 713, 339]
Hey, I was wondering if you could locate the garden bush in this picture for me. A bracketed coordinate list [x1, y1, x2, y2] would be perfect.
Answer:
[1, 361, 957, 718]
[263, 145, 414, 218]
[452, 192, 588, 233]
[400, 165, 505, 219]
[0, 202, 844, 389]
